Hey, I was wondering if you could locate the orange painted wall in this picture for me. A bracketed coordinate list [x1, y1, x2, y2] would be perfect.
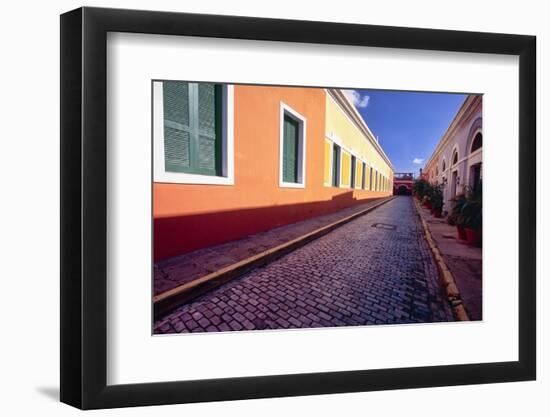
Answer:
[154, 85, 391, 261]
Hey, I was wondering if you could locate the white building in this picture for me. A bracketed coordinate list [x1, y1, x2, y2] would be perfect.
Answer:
[423, 95, 482, 212]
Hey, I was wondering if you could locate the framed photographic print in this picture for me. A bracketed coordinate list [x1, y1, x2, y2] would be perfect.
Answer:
[60, 6, 536, 409]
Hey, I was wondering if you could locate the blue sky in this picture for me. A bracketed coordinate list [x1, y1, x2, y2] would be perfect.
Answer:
[344, 89, 466, 174]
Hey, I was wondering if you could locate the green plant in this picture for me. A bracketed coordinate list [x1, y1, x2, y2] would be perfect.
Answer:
[458, 185, 482, 230]
[412, 179, 429, 199]
[448, 193, 467, 226]
[421, 195, 431, 205]
[446, 212, 457, 225]
[430, 184, 444, 210]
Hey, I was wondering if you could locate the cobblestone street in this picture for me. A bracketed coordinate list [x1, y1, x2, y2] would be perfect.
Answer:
[154, 196, 454, 333]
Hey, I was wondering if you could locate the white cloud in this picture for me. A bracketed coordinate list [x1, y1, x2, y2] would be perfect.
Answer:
[412, 158, 424, 164]
[344, 90, 370, 109]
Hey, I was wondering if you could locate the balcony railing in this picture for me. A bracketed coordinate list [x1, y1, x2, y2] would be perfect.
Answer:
[393, 173, 413, 180]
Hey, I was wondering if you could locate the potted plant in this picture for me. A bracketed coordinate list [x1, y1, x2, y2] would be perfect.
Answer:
[421, 183, 433, 209]
[460, 185, 482, 247]
[430, 184, 444, 218]
[455, 219, 468, 240]
[449, 193, 467, 240]
[422, 195, 432, 210]
[446, 207, 457, 225]
[413, 179, 429, 201]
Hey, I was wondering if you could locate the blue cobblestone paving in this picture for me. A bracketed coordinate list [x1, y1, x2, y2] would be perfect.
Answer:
[154, 196, 453, 333]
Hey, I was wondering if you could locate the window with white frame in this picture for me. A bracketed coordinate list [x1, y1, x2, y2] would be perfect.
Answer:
[279, 103, 306, 188]
[452, 150, 459, 166]
[471, 132, 482, 153]
[369, 167, 373, 191]
[350, 155, 357, 188]
[153, 80, 234, 185]
[332, 144, 341, 187]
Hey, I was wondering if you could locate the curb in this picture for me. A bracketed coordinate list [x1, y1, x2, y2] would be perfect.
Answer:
[413, 199, 470, 321]
[154, 196, 397, 318]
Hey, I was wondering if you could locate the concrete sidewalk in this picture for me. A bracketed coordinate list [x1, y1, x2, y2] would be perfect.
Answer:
[415, 202, 482, 320]
[154, 197, 395, 297]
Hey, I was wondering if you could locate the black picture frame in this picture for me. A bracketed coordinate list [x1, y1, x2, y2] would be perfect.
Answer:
[60, 6, 536, 410]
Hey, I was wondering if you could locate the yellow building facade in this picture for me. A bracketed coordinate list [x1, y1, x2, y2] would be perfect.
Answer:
[323, 89, 393, 193]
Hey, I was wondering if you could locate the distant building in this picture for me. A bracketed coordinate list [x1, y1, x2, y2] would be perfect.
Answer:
[392, 173, 414, 195]
[423, 95, 482, 212]
[153, 83, 394, 261]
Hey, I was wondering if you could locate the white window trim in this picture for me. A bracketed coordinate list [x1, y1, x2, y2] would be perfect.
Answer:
[340, 149, 352, 189]
[360, 160, 367, 190]
[153, 81, 235, 185]
[450, 143, 460, 167]
[331, 142, 343, 188]
[326, 131, 365, 163]
[337, 146, 343, 188]
[279, 102, 307, 189]
[351, 155, 363, 190]
[324, 134, 346, 189]
[350, 154, 358, 189]
[325, 131, 393, 192]
[455, 147, 481, 166]
[469, 128, 483, 154]
[469, 147, 483, 159]
[368, 164, 374, 191]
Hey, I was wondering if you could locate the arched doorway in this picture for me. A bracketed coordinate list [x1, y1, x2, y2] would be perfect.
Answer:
[471, 132, 482, 153]
[450, 149, 459, 199]
[469, 132, 482, 192]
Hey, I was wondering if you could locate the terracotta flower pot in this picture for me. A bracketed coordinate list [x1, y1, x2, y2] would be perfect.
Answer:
[432, 208, 442, 218]
[456, 226, 467, 240]
[465, 228, 482, 247]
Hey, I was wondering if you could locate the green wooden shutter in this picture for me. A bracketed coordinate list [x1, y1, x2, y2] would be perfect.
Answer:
[282, 115, 299, 183]
[369, 167, 373, 190]
[350, 156, 356, 188]
[162, 81, 221, 176]
[332, 144, 340, 187]
[163, 81, 191, 172]
[196, 83, 221, 175]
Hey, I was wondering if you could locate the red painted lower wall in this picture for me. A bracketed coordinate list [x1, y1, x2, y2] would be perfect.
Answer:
[154, 191, 389, 261]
